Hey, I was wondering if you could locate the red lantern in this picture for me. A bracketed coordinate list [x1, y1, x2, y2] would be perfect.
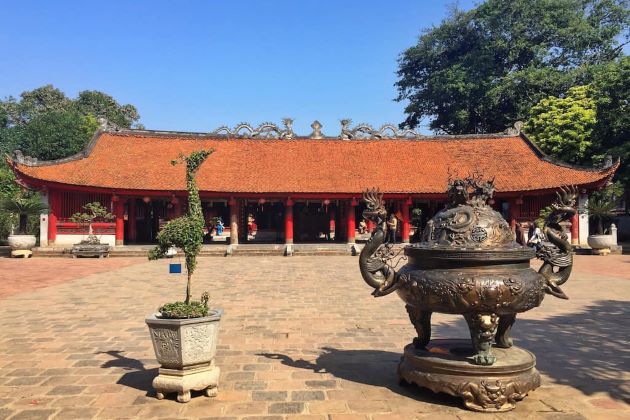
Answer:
[143, 196, 151, 204]
[515, 197, 524, 206]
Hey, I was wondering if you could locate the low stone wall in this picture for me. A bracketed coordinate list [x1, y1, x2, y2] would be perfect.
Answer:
[53, 234, 116, 247]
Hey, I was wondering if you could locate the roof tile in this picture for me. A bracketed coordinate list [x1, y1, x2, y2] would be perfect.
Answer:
[14, 132, 616, 194]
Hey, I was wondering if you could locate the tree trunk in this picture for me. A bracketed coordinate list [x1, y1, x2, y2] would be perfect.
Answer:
[185, 272, 192, 305]
[597, 217, 604, 235]
[18, 214, 28, 235]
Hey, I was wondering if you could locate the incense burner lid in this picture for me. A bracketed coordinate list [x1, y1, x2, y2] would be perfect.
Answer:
[410, 177, 530, 263]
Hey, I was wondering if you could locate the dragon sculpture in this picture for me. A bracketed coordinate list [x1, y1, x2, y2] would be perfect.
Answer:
[536, 185, 578, 300]
[213, 118, 294, 139]
[358, 188, 398, 297]
[340, 119, 425, 139]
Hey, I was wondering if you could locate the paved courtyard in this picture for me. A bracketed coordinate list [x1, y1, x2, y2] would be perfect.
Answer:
[0, 254, 628, 419]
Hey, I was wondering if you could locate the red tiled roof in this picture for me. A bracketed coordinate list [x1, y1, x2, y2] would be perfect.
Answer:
[11, 131, 617, 194]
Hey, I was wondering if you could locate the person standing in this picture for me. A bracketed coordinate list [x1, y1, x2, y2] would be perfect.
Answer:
[527, 222, 544, 251]
[387, 214, 398, 243]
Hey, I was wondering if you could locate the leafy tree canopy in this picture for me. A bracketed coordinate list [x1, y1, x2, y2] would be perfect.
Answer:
[0, 85, 141, 240]
[396, 0, 629, 134]
[525, 85, 597, 164]
[590, 56, 630, 183]
[0, 84, 142, 160]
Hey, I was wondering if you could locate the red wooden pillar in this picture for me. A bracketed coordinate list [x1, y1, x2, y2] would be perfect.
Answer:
[128, 199, 137, 243]
[347, 198, 357, 243]
[509, 199, 519, 232]
[48, 190, 60, 245]
[229, 197, 239, 245]
[571, 212, 579, 245]
[114, 197, 125, 246]
[285, 198, 294, 244]
[402, 198, 411, 243]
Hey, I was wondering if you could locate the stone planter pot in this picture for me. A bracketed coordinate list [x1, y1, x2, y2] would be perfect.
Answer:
[587, 234, 616, 255]
[7, 234, 36, 251]
[146, 309, 223, 402]
[71, 243, 110, 258]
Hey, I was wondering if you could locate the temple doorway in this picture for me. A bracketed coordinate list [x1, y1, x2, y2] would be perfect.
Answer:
[243, 201, 284, 243]
[202, 201, 230, 243]
[294, 202, 339, 243]
[134, 199, 168, 244]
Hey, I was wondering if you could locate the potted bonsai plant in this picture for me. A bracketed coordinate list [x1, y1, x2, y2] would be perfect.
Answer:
[69, 202, 114, 258]
[146, 149, 222, 403]
[587, 183, 622, 254]
[0, 192, 48, 256]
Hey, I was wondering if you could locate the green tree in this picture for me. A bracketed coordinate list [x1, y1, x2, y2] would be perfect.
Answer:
[396, 0, 629, 134]
[0, 85, 142, 240]
[70, 202, 114, 240]
[12, 110, 99, 161]
[0, 193, 48, 235]
[74, 90, 142, 129]
[525, 85, 597, 163]
[588, 182, 623, 234]
[590, 56, 630, 184]
[0, 85, 141, 161]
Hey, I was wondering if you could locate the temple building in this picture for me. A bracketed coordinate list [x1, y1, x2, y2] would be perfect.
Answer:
[8, 120, 617, 250]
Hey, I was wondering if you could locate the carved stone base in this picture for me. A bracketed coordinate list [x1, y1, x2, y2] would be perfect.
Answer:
[398, 339, 540, 412]
[153, 364, 220, 403]
[11, 250, 32, 258]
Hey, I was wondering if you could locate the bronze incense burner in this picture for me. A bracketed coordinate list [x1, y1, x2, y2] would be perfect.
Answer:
[358, 178, 577, 412]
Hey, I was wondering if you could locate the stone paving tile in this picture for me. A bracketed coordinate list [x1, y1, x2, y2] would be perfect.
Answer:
[0, 255, 628, 419]
[0, 258, 143, 299]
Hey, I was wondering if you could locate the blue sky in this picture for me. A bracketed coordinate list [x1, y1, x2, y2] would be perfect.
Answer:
[0, 1, 478, 134]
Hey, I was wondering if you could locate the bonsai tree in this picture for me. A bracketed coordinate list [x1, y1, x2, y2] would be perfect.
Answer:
[588, 182, 622, 235]
[149, 149, 214, 318]
[0, 192, 48, 235]
[70, 202, 114, 244]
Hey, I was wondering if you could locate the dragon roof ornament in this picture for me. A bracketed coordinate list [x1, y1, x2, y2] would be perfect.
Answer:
[339, 119, 425, 140]
[210, 119, 430, 139]
[212, 118, 295, 139]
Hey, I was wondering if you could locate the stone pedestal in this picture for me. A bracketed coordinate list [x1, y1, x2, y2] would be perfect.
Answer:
[11, 249, 32, 258]
[153, 364, 220, 403]
[398, 339, 540, 412]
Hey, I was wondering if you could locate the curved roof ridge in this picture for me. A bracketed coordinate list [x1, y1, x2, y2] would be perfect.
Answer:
[9, 127, 618, 194]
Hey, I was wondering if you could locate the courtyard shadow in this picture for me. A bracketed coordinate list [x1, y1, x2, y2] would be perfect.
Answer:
[259, 300, 629, 405]
[515, 299, 629, 403]
[99, 350, 157, 395]
[258, 349, 462, 407]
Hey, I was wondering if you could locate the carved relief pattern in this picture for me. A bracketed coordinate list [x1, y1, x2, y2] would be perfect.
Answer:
[182, 323, 219, 364]
[152, 328, 181, 365]
[401, 369, 541, 412]
[400, 270, 546, 315]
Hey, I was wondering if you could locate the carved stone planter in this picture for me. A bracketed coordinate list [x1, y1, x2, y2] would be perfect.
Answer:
[587, 234, 616, 255]
[71, 243, 110, 258]
[146, 310, 223, 403]
[7, 234, 36, 251]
